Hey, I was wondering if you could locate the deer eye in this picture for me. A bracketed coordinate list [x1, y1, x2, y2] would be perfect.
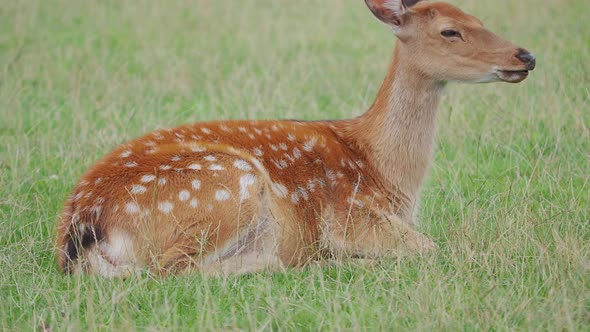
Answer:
[441, 30, 461, 38]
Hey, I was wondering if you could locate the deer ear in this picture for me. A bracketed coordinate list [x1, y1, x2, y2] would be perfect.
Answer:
[365, 0, 422, 28]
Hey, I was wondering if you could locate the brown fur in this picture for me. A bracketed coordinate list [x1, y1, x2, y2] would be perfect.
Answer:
[56, 1, 535, 277]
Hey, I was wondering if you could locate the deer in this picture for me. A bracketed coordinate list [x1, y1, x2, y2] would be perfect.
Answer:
[56, 0, 536, 277]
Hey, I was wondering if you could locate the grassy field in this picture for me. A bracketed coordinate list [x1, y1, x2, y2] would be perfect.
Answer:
[1, 0, 589, 330]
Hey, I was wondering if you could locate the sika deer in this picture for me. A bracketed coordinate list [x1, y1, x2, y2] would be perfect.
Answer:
[57, 0, 536, 277]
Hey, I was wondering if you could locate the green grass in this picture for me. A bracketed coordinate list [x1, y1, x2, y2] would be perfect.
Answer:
[1, 0, 589, 330]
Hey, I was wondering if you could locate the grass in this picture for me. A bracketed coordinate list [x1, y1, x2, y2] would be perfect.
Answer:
[1, 0, 589, 330]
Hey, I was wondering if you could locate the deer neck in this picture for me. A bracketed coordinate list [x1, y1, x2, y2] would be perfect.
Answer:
[344, 44, 444, 210]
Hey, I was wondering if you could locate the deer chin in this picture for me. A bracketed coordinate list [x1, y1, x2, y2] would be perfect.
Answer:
[495, 69, 529, 83]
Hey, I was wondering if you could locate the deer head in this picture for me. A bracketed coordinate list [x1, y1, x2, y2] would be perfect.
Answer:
[365, 0, 536, 83]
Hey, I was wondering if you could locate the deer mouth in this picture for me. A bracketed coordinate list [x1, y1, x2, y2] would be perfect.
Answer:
[496, 69, 529, 83]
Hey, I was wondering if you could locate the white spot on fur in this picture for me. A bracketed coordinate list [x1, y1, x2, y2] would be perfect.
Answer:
[178, 190, 190, 201]
[238, 127, 247, 133]
[271, 182, 288, 198]
[94, 178, 103, 184]
[239, 174, 256, 201]
[158, 201, 174, 214]
[90, 205, 102, 216]
[125, 202, 140, 214]
[130, 185, 147, 194]
[307, 180, 316, 192]
[192, 179, 201, 190]
[204, 155, 217, 161]
[158, 178, 167, 186]
[297, 186, 309, 201]
[326, 169, 336, 181]
[253, 147, 264, 156]
[188, 163, 202, 170]
[201, 127, 212, 135]
[234, 160, 252, 171]
[125, 161, 138, 168]
[120, 150, 132, 158]
[270, 144, 278, 151]
[248, 134, 255, 140]
[215, 190, 231, 201]
[159, 165, 172, 170]
[287, 133, 296, 141]
[171, 155, 181, 162]
[303, 137, 317, 152]
[190, 198, 199, 208]
[140, 175, 156, 183]
[284, 153, 295, 162]
[356, 160, 364, 168]
[291, 192, 300, 204]
[293, 147, 302, 159]
[209, 164, 224, 171]
[190, 145, 207, 153]
[273, 159, 288, 169]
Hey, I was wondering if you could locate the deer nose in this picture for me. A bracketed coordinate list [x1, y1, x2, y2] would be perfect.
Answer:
[515, 49, 536, 70]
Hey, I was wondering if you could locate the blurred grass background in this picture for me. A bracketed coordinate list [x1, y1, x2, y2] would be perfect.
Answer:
[0, 0, 589, 330]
